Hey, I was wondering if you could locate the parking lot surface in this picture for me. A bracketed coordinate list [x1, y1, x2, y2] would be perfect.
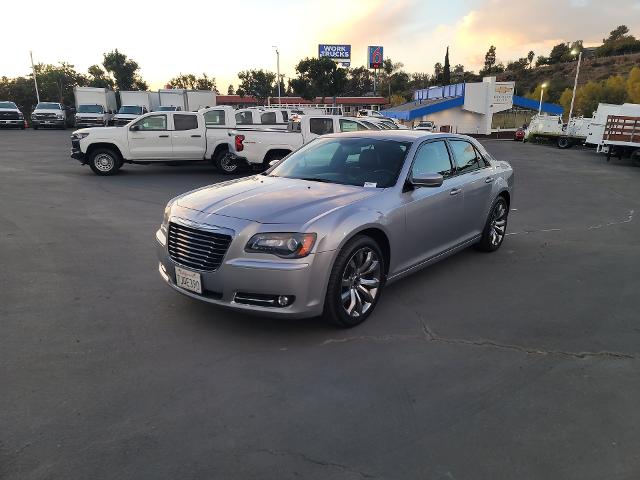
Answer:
[2, 129, 640, 479]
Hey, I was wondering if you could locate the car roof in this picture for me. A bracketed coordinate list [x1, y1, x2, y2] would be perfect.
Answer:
[325, 130, 471, 143]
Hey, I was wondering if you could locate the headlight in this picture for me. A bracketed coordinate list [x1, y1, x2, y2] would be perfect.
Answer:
[57, 114, 63, 119]
[17, 112, 23, 119]
[161, 203, 172, 230]
[245, 232, 316, 258]
[72, 132, 90, 140]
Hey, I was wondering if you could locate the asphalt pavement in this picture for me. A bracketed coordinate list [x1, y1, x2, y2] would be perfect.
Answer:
[2, 129, 640, 479]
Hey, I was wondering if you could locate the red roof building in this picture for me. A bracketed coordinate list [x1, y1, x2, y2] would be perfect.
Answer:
[216, 95, 388, 114]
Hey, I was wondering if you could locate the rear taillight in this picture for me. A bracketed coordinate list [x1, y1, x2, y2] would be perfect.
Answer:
[235, 134, 245, 152]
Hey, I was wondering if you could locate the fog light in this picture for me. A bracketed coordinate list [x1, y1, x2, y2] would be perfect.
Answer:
[277, 295, 292, 307]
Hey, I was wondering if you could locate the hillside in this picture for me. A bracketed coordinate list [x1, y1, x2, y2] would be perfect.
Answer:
[497, 53, 640, 103]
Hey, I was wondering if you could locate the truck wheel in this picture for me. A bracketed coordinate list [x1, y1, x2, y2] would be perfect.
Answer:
[557, 137, 571, 149]
[89, 148, 121, 176]
[215, 153, 238, 174]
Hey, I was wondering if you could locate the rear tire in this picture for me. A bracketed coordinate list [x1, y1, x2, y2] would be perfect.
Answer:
[476, 196, 509, 252]
[323, 236, 385, 328]
[557, 137, 571, 149]
[215, 152, 238, 174]
[88, 148, 121, 176]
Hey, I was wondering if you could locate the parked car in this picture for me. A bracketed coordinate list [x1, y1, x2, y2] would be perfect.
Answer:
[514, 128, 525, 141]
[31, 102, 68, 129]
[0, 101, 25, 129]
[156, 130, 513, 326]
[230, 115, 373, 169]
[111, 105, 148, 126]
[70, 107, 309, 175]
[414, 121, 435, 132]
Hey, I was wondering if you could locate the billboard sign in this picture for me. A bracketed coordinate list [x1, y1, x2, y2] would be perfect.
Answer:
[318, 44, 351, 66]
[492, 82, 515, 105]
[368, 46, 384, 69]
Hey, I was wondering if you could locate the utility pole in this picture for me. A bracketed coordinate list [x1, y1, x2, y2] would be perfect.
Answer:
[272, 46, 281, 105]
[567, 50, 582, 122]
[30, 51, 40, 103]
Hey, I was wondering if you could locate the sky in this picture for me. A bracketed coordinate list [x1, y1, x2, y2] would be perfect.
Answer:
[2, 0, 640, 91]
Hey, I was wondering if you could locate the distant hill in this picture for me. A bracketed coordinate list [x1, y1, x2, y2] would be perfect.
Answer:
[497, 53, 640, 104]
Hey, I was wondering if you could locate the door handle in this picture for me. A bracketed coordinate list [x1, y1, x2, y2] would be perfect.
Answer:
[485, 177, 494, 183]
[158, 134, 169, 138]
[191, 134, 202, 138]
[449, 188, 462, 196]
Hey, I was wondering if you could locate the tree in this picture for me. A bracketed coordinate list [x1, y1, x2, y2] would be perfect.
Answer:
[33, 62, 87, 105]
[237, 69, 276, 103]
[527, 51, 535, 68]
[196, 74, 218, 92]
[452, 64, 465, 83]
[548, 43, 572, 64]
[433, 62, 443, 84]
[605, 25, 630, 43]
[87, 65, 114, 89]
[227, 84, 235, 95]
[345, 66, 373, 96]
[507, 58, 529, 72]
[535, 55, 549, 67]
[102, 49, 147, 90]
[597, 25, 640, 56]
[482, 45, 496, 75]
[167, 73, 198, 89]
[289, 57, 347, 103]
[627, 66, 640, 103]
[443, 47, 451, 85]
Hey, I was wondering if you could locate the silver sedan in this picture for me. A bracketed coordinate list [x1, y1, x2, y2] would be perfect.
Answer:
[156, 131, 514, 327]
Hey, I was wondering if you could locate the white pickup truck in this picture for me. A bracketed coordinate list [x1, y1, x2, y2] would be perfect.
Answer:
[230, 115, 372, 167]
[70, 106, 294, 175]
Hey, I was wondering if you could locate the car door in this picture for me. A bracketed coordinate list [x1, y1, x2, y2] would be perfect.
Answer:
[401, 139, 467, 272]
[171, 113, 206, 160]
[127, 114, 172, 160]
[447, 139, 495, 238]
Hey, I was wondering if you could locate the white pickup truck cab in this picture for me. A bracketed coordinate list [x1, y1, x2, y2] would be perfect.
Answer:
[31, 102, 68, 129]
[230, 115, 372, 167]
[70, 106, 290, 175]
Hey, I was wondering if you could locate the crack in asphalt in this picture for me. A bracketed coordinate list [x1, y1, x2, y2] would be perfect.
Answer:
[256, 448, 377, 478]
[506, 209, 635, 236]
[321, 308, 636, 361]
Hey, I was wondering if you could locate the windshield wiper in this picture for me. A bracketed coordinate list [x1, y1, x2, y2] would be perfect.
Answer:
[295, 177, 335, 184]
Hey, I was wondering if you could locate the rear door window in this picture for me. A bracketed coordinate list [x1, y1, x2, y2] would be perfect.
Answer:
[261, 112, 277, 124]
[204, 110, 226, 126]
[309, 118, 334, 135]
[340, 119, 367, 132]
[235, 111, 253, 125]
[173, 114, 198, 131]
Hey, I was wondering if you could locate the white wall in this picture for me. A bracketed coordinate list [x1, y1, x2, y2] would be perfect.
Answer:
[420, 107, 486, 135]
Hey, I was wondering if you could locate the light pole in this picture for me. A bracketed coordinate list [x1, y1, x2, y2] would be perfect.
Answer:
[538, 83, 547, 115]
[30, 50, 40, 103]
[567, 49, 582, 122]
[272, 46, 281, 105]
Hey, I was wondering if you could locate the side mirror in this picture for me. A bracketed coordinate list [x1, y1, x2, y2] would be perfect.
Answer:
[410, 173, 444, 188]
[268, 159, 281, 168]
[130, 124, 140, 131]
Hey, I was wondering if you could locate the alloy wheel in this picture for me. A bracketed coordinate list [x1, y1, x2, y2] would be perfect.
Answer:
[340, 247, 381, 319]
[220, 155, 237, 173]
[490, 201, 508, 246]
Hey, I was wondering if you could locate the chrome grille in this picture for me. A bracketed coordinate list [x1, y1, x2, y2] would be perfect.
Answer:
[167, 222, 232, 271]
[0, 112, 20, 120]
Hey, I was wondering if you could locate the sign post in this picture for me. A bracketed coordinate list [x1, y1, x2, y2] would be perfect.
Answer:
[368, 46, 384, 95]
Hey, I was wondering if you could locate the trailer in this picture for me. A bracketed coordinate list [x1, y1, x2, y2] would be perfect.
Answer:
[186, 90, 216, 111]
[602, 105, 640, 166]
[119, 91, 160, 111]
[158, 89, 188, 111]
[525, 113, 592, 148]
[585, 103, 620, 147]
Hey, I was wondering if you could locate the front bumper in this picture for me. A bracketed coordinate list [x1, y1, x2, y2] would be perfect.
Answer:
[156, 227, 334, 319]
[70, 139, 86, 163]
[32, 118, 65, 127]
[0, 119, 23, 127]
[75, 119, 106, 127]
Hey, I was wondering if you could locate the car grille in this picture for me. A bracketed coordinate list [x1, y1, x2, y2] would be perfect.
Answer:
[0, 112, 20, 120]
[167, 222, 232, 271]
[34, 113, 58, 119]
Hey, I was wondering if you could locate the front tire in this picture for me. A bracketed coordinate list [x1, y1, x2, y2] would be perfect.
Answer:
[476, 196, 509, 252]
[323, 236, 385, 328]
[557, 137, 571, 149]
[88, 148, 121, 176]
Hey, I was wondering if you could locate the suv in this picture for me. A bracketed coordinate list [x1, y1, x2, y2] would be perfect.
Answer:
[31, 102, 68, 129]
[0, 101, 25, 129]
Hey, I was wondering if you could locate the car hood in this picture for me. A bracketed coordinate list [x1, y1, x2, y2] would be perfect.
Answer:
[176, 175, 381, 224]
[0, 108, 20, 112]
[72, 126, 120, 136]
[76, 112, 106, 116]
[33, 109, 63, 114]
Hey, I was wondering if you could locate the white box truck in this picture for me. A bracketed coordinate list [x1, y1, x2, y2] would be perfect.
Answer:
[158, 89, 188, 111]
[186, 90, 216, 111]
[74, 87, 117, 127]
[112, 91, 161, 126]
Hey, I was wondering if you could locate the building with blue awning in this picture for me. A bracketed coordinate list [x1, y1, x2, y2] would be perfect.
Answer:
[382, 77, 563, 135]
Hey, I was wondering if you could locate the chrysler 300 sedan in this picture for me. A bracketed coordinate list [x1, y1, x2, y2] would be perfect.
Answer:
[156, 131, 513, 327]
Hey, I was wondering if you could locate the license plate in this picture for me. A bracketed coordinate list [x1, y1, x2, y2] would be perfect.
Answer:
[175, 266, 202, 294]
[44, 121, 51, 124]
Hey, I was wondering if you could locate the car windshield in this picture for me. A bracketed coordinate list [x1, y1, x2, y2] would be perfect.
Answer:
[36, 102, 61, 110]
[0, 101, 17, 109]
[267, 137, 411, 188]
[118, 106, 142, 115]
[78, 104, 104, 113]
